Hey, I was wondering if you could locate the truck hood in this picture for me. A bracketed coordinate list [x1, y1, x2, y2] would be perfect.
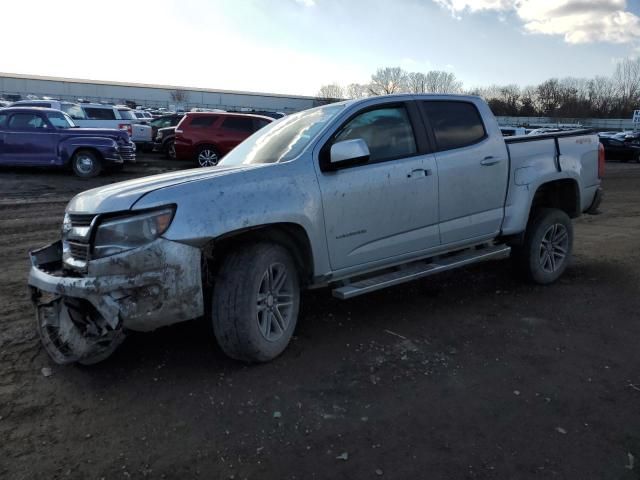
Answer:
[67, 165, 254, 213]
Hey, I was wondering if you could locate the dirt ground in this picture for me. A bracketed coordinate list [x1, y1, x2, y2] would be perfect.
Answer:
[1, 157, 639, 480]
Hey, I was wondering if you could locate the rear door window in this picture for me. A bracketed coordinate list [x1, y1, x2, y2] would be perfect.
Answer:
[189, 116, 217, 127]
[422, 101, 486, 151]
[0, 113, 8, 128]
[84, 107, 117, 120]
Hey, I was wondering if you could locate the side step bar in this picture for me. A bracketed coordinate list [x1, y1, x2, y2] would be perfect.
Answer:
[332, 244, 511, 300]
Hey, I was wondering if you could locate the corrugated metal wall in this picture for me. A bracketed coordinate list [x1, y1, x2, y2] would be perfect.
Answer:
[0, 74, 319, 112]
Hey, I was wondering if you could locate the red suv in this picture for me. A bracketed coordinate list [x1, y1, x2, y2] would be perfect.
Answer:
[174, 112, 273, 166]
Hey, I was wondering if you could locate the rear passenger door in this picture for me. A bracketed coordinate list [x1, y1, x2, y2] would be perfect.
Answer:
[420, 100, 509, 245]
[315, 102, 440, 271]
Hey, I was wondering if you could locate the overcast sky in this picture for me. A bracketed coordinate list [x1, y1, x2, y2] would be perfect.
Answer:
[1, 0, 639, 96]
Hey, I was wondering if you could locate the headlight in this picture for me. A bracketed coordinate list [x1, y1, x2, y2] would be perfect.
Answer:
[92, 207, 175, 258]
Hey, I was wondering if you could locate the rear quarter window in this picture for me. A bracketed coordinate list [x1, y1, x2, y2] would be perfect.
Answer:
[221, 116, 255, 133]
[422, 101, 487, 152]
[83, 107, 117, 120]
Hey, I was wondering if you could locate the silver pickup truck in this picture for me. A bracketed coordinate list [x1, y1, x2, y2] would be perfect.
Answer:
[28, 94, 603, 365]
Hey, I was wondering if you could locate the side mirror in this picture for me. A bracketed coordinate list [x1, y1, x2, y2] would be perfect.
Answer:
[327, 138, 370, 170]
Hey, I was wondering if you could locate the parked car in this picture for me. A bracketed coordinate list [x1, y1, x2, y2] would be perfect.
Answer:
[174, 112, 272, 166]
[154, 126, 177, 159]
[132, 110, 154, 122]
[114, 106, 154, 151]
[500, 126, 526, 136]
[11, 99, 86, 120]
[11, 100, 154, 150]
[599, 135, 640, 162]
[0, 107, 135, 177]
[27, 94, 603, 365]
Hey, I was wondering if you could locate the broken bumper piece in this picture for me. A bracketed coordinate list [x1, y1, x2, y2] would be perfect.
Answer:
[28, 238, 203, 364]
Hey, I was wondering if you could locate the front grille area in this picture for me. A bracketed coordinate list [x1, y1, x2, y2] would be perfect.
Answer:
[64, 214, 97, 269]
[69, 213, 96, 227]
[67, 241, 90, 262]
[118, 145, 136, 161]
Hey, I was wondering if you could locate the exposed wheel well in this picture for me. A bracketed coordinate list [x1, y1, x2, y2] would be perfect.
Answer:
[530, 179, 580, 219]
[202, 223, 314, 287]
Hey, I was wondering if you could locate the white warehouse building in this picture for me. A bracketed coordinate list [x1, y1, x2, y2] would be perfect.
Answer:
[0, 72, 320, 113]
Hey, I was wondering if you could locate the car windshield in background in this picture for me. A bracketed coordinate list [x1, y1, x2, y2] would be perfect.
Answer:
[46, 111, 76, 128]
[219, 104, 345, 166]
[60, 104, 86, 120]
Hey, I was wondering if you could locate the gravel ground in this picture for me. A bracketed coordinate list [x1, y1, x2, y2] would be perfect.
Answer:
[0, 157, 639, 479]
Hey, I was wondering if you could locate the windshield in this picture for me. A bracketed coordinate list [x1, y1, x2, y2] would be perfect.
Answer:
[46, 111, 76, 128]
[219, 104, 345, 166]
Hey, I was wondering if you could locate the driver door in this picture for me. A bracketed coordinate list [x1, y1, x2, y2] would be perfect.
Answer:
[315, 102, 440, 271]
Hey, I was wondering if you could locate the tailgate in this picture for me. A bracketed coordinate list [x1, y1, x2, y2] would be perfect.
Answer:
[131, 124, 152, 142]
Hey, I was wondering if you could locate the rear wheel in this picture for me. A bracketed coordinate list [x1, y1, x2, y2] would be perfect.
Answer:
[71, 150, 102, 178]
[196, 145, 220, 167]
[211, 243, 300, 362]
[513, 208, 573, 284]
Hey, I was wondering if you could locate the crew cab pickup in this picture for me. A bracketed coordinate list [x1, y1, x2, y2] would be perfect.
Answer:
[28, 94, 603, 365]
[0, 107, 135, 177]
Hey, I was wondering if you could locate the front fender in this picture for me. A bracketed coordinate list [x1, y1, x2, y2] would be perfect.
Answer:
[59, 136, 118, 164]
[131, 155, 332, 278]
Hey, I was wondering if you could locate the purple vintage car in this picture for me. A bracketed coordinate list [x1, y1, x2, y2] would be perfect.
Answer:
[0, 107, 135, 177]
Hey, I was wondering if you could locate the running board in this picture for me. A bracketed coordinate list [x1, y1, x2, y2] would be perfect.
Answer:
[332, 244, 511, 300]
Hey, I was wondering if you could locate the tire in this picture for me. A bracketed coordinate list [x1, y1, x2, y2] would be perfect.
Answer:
[196, 145, 220, 167]
[211, 243, 301, 362]
[71, 150, 102, 178]
[513, 208, 573, 284]
[164, 139, 176, 160]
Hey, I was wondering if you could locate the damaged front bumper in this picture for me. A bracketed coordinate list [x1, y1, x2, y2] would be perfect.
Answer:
[28, 238, 203, 364]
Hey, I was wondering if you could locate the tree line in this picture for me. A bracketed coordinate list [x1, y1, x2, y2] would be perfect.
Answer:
[317, 58, 640, 119]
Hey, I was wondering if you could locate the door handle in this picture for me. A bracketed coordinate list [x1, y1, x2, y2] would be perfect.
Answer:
[407, 168, 432, 178]
[480, 156, 501, 166]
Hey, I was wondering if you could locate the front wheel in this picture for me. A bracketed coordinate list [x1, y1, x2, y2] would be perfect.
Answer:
[164, 139, 176, 160]
[513, 208, 573, 284]
[71, 150, 102, 178]
[211, 243, 300, 362]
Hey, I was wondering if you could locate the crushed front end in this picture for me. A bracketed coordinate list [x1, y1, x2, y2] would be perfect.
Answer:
[28, 208, 204, 365]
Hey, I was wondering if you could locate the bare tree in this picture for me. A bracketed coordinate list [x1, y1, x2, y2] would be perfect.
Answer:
[346, 83, 370, 99]
[169, 89, 189, 104]
[369, 67, 408, 95]
[407, 72, 428, 93]
[587, 76, 616, 117]
[612, 57, 640, 116]
[423, 71, 462, 94]
[316, 83, 344, 102]
[519, 86, 538, 116]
